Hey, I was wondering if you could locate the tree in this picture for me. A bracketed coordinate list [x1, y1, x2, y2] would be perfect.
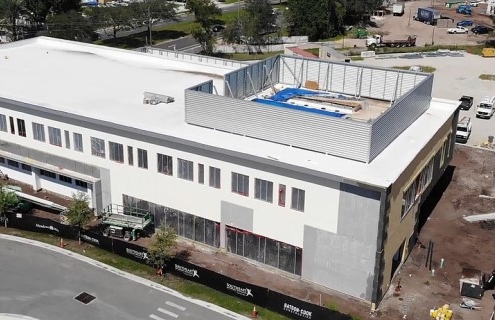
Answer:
[64, 192, 93, 244]
[90, 6, 135, 43]
[186, 0, 221, 55]
[0, 183, 19, 228]
[241, 0, 276, 46]
[147, 223, 177, 269]
[287, 0, 345, 41]
[46, 10, 96, 41]
[130, 0, 178, 45]
[0, 0, 24, 41]
[51, 0, 81, 15]
[24, 0, 52, 25]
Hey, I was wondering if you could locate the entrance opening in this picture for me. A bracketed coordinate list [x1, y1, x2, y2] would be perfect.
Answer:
[391, 241, 405, 280]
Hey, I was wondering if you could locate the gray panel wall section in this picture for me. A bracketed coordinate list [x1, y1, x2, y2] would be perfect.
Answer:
[224, 55, 280, 99]
[279, 56, 428, 101]
[302, 183, 381, 301]
[0, 139, 109, 211]
[188, 80, 214, 94]
[185, 90, 372, 162]
[220, 201, 254, 231]
[369, 75, 433, 161]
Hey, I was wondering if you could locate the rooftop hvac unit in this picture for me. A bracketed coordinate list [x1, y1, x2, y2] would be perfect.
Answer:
[143, 92, 175, 105]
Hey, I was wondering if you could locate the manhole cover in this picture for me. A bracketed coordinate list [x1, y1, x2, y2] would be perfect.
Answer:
[74, 292, 96, 305]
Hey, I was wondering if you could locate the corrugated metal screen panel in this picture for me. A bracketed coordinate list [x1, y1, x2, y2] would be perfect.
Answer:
[319, 63, 330, 90]
[185, 90, 372, 162]
[342, 65, 359, 96]
[369, 76, 433, 161]
[383, 71, 398, 100]
[305, 59, 321, 87]
[360, 68, 373, 98]
[397, 73, 427, 97]
[329, 64, 346, 93]
[367, 69, 387, 100]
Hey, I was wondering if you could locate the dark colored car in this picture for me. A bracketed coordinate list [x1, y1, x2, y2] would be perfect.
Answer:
[459, 95, 474, 110]
[457, 20, 474, 27]
[472, 25, 494, 34]
[212, 25, 225, 33]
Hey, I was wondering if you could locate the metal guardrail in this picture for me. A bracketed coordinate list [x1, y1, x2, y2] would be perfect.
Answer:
[139, 47, 248, 68]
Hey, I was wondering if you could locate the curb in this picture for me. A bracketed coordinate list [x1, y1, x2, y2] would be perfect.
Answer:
[0, 234, 250, 320]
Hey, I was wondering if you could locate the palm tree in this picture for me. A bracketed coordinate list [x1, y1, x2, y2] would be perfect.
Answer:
[0, 0, 24, 40]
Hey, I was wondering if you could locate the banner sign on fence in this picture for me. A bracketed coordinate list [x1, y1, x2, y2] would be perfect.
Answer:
[6, 213, 351, 320]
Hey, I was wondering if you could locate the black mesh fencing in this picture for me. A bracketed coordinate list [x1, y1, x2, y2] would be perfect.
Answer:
[5, 213, 351, 320]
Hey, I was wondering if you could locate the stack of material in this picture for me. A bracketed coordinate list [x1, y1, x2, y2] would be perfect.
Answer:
[429, 304, 453, 320]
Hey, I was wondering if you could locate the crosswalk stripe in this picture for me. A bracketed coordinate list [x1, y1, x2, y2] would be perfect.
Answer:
[157, 308, 179, 318]
[149, 314, 165, 320]
[166, 301, 187, 311]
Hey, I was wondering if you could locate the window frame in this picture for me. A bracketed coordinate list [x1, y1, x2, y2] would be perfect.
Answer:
[91, 137, 106, 158]
[0, 114, 7, 132]
[137, 148, 148, 169]
[291, 187, 305, 212]
[64, 130, 70, 149]
[254, 178, 273, 203]
[177, 158, 194, 181]
[109, 141, 124, 163]
[198, 163, 204, 184]
[17, 119, 26, 137]
[231, 172, 249, 196]
[48, 126, 62, 147]
[9, 116, 15, 134]
[209, 166, 221, 189]
[127, 146, 134, 166]
[73, 133, 83, 152]
[157, 153, 173, 175]
[32, 123, 46, 142]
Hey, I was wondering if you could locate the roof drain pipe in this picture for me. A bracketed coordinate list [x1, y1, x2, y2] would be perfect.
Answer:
[247, 71, 258, 99]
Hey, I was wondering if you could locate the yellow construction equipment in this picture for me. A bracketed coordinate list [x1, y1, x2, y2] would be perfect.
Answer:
[482, 48, 495, 58]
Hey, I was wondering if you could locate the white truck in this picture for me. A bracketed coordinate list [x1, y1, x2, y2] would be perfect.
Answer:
[455, 116, 472, 143]
[393, 3, 405, 16]
[476, 96, 495, 119]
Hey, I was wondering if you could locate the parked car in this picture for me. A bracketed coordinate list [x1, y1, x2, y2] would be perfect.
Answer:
[472, 25, 494, 34]
[212, 25, 225, 33]
[457, 20, 474, 27]
[459, 95, 474, 110]
[447, 26, 469, 34]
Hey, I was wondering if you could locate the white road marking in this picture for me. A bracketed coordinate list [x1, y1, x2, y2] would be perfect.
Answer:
[157, 308, 179, 318]
[166, 301, 187, 311]
[149, 314, 166, 320]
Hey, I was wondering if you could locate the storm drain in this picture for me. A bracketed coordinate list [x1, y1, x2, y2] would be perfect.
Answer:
[74, 292, 96, 305]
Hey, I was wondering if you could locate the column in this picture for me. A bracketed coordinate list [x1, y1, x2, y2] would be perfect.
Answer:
[31, 167, 41, 191]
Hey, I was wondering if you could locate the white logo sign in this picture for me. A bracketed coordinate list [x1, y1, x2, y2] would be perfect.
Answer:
[125, 248, 148, 260]
[283, 303, 312, 319]
[81, 234, 100, 245]
[174, 264, 199, 278]
[226, 283, 253, 297]
[35, 224, 59, 233]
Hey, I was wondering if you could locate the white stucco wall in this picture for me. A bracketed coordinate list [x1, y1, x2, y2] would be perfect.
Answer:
[0, 106, 341, 247]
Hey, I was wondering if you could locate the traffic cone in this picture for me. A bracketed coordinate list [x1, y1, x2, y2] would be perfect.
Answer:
[60, 238, 64, 248]
[252, 306, 258, 318]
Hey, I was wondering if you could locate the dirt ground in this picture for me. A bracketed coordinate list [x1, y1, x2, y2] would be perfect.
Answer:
[336, 0, 495, 48]
[8, 144, 495, 320]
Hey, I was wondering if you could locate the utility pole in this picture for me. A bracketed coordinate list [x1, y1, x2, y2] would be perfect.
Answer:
[408, 8, 412, 27]
[148, 6, 152, 47]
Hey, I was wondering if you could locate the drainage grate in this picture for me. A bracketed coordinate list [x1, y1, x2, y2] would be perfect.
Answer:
[74, 292, 96, 305]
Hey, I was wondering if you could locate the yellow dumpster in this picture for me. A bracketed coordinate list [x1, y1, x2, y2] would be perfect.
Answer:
[482, 48, 495, 58]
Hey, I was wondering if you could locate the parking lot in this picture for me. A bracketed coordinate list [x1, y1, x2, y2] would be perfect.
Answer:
[361, 53, 495, 147]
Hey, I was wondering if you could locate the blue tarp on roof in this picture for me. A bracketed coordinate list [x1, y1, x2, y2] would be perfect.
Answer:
[269, 88, 348, 102]
[252, 98, 347, 118]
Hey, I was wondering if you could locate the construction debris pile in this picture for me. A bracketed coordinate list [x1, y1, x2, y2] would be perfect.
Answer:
[429, 304, 453, 320]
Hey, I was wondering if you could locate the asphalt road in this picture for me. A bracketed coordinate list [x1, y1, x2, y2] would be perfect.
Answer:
[154, 36, 200, 52]
[0, 237, 246, 320]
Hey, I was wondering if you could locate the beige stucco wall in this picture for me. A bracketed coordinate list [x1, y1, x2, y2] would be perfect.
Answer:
[378, 113, 455, 297]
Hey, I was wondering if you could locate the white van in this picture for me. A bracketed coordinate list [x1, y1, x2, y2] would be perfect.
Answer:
[476, 96, 495, 119]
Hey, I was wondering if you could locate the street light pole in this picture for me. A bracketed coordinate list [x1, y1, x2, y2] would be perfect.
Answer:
[148, 6, 152, 47]
[431, 26, 435, 46]
[408, 8, 412, 27]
